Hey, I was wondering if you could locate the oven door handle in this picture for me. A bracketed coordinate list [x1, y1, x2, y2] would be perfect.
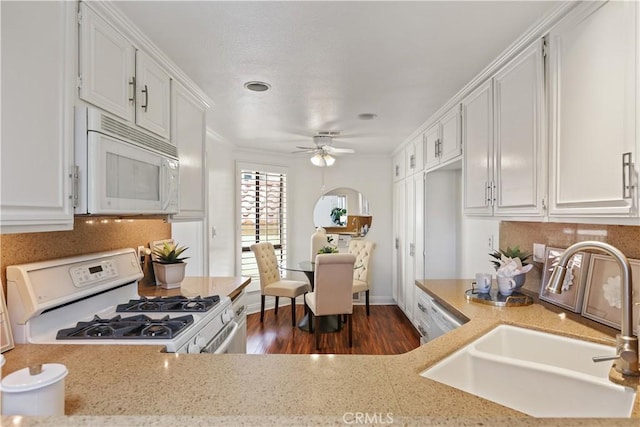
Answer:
[212, 321, 239, 354]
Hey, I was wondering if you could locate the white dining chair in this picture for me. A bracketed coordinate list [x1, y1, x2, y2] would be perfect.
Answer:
[251, 242, 311, 327]
[304, 253, 356, 350]
[348, 239, 375, 315]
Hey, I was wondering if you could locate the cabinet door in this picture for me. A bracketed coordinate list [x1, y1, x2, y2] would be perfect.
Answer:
[493, 40, 544, 216]
[171, 81, 207, 220]
[462, 80, 494, 216]
[405, 141, 417, 174]
[403, 177, 416, 322]
[548, 1, 636, 216]
[413, 134, 425, 173]
[424, 123, 441, 170]
[136, 51, 172, 139]
[78, 2, 135, 122]
[439, 104, 462, 164]
[393, 149, 406, 182]
[412, 172, 425, 321]
[392, 180, 406, 306]
[1, 1, 75, 233]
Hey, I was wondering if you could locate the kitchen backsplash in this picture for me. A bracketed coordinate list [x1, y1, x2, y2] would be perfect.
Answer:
[500, 221, 640, 294]
[1, 218, 171, 293]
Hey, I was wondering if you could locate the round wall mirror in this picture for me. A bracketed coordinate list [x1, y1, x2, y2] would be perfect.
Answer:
[313, 187, 372, 236]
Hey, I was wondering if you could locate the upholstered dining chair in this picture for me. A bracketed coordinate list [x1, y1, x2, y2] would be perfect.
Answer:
[250, 242, 311, 327]
[305, 253, 357, 350]
[348, 239, 376, 315]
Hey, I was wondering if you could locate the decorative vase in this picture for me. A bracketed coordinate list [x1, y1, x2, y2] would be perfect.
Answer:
[153, 262, 186, 289]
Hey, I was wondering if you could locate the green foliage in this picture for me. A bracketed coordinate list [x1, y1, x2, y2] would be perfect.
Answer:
[152, 242, 189, 264]
[317, 246, 339, 254]
[489, 245, 531, 270]
[330, 207, 347, 226]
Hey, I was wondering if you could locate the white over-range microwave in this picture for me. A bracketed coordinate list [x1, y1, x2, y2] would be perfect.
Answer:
[74, 107, 179, 215]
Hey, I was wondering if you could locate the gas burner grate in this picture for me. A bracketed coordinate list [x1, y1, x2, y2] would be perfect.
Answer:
[116, 295, 220, 313]
[55, 314, 194, 340]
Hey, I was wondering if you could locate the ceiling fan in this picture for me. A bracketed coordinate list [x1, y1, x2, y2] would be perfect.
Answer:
[293, 133, 356, 167]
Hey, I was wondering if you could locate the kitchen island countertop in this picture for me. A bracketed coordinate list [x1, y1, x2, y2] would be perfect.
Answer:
[2, 279, 639, 426]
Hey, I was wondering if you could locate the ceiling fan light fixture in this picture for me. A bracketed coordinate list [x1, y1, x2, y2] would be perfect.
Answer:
[310, 153, 335, 167]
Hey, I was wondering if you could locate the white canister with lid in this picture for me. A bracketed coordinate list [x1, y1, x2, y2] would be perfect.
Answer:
[1, 363, 68, 416]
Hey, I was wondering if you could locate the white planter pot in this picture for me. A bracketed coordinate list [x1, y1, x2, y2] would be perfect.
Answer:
[153, 262, 186, 289]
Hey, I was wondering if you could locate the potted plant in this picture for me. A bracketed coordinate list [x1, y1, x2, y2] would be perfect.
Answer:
[152, 242, 189, 289]
[489, 246, 532, 289]
[330, 207, 347, 226]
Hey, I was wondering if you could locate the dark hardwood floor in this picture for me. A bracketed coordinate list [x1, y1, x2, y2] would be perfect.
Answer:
[246, 304, 421, 355]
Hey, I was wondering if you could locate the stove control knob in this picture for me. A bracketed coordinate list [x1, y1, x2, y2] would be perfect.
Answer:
[187, 342, 201, 354]
[195, 336, 206, 348]
[221, 309, 233, 324]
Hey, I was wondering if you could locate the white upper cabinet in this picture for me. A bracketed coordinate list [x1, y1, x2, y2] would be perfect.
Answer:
[393, 149, 406, 182]
[493, 39, 544, 216]
[1, 1, 75, 234]
[406, 134, 424, 174]
[79, 2, 171, 139]
[79, 3, 135, 122]
[135, 51, 172, 139]
[424, 105, 462, 171]
[548, 1, 637, 217]
[462, 80, 494, 216]
[463, 39, 544, 217]
[171, 81, 207, 220]
[423, 123, 440, 170]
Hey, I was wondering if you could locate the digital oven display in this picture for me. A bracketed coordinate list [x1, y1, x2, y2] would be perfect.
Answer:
[88, 265, 103, 274]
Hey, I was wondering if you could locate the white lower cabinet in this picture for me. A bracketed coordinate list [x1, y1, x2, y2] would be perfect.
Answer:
[394, 172, 424, 323]
[1, 1, 75, 234]
[548, 0, 637, 218]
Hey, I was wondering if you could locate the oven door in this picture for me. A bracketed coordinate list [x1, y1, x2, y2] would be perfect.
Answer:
[202, 321, 239, 354]
[85, 132, 179, 214]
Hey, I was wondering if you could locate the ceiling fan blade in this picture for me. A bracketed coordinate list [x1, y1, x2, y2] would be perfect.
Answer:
[292, 148, 318, 154]
[324, 146, 355, 154]
[295, 146, 317, 150]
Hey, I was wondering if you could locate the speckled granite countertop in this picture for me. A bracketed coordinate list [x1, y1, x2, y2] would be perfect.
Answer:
[2, 279, 639, 426]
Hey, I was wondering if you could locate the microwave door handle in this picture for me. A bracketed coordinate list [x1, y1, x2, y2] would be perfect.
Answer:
[160, 160, 176, 211]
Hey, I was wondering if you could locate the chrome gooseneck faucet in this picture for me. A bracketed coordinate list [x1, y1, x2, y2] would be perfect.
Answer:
[546, 240, 639, 376]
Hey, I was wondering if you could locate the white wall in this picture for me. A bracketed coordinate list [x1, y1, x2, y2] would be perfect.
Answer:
[207, 135, 394, 311]
[288, 155, 393, 304]
[207, 131, 236, 276]
[459, 217, 500, 277]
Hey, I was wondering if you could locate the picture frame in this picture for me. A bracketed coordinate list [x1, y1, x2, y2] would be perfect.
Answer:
[582, 253, 640, 333]
[1, 289, 14, 353]
[539, 247, 590, 313]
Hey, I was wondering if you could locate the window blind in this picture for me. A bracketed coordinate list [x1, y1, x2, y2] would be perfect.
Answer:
[239, 169, 288, 282]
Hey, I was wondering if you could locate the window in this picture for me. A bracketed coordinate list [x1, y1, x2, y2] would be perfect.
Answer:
[239, 165, 288, 285]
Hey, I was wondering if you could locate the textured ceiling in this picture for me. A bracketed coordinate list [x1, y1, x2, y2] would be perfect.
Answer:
[115, 1, 559, 156]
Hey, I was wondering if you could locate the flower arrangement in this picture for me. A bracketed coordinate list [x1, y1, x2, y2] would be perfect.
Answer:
[489, 246, 531, 270]
[152, 241, 189, 264]
[489, 246, 533, 285]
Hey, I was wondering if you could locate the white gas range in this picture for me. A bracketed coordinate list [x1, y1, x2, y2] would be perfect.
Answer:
[6, 248, 236, 354]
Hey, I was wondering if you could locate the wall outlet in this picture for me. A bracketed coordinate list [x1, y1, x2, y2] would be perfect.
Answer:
[487, 234, 494, 250]
[533, 243, 546, 262]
